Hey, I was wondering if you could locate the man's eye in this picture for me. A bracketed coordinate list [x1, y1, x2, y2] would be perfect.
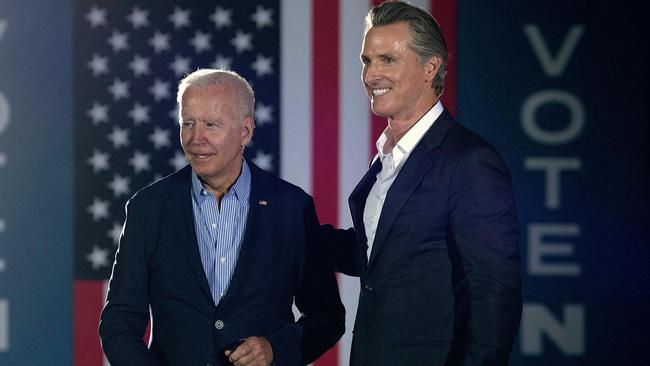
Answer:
[205, 122, 219, 129]
[181, 121, 193, 128]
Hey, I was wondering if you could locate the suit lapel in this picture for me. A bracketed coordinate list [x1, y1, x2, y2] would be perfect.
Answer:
[169, 166, 214, 302]
[218, 163, 275, 308]
[367, 109, 456, 269]
[349, 158, 382, 267]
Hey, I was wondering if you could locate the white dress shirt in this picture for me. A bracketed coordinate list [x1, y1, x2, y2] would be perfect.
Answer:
[363, 101, 444, 261]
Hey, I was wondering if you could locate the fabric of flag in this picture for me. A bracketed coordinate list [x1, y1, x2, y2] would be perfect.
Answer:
[72, 0, 456, 365]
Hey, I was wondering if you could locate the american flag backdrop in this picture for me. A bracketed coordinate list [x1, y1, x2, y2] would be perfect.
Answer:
[72, 0, 457, 365]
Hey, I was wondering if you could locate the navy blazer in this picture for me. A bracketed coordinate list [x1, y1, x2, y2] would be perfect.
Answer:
[100, 162, 345, 366]
[332, 109, 522, 365]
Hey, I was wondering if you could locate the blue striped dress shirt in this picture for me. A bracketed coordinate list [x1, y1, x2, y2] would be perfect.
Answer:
[190, 160, 251, 306]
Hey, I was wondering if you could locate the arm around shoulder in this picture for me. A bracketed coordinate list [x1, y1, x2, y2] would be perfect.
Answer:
[297, 198, 346, 364]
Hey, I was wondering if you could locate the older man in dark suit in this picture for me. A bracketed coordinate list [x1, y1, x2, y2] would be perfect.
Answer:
[329, 2, 522, 365]
[99, 69, 345, 366]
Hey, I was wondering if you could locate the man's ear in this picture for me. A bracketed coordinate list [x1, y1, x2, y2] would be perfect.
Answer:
[425, 55, 442, 82]
[242, 116, 254, 146]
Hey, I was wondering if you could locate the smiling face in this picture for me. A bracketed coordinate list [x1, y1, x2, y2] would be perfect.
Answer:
[179, 83, 253, 193]
[361, 22, 440, 125]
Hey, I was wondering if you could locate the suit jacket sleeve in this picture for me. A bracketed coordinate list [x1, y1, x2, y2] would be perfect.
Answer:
[99, 194, 160, 366]
[278, 197, 346, 365]
[320, 224, 360, 277]
[448, 146, 523, 365]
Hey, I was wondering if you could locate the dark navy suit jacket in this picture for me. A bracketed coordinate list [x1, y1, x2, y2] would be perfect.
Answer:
[99, 162, 345, 366]
[332, 109, 522, 365]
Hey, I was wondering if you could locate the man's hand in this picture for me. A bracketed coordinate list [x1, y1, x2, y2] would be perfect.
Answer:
[225, 336, 274, 366]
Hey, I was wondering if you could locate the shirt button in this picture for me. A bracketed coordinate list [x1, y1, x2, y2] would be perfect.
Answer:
[215, 320, 224, 330]
[211, 223, 217, 229]
[220, 256, 226, 263]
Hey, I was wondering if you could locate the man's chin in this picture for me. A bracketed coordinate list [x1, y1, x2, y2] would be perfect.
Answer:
[370, 106, 390, 118]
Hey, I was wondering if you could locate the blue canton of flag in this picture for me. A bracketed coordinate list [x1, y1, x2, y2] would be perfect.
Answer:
[74, 0, 280, 280]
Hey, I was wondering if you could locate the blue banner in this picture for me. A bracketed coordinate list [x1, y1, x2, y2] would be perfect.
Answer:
[458, 1, 649, 364]
[0, 1, 73, 365]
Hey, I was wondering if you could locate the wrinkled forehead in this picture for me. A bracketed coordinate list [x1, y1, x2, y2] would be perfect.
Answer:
[180, 84, 239, 117]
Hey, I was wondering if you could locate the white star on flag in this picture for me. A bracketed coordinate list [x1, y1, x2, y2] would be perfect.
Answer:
[107, 222, 123, 245]
[170, 151, 188, 171]
[251, 54, 273, 77]
[212, 54, 232, 70]
[231, 30, 253, 53]
[128, 54, 150, 77]
[87, 54, 109, 76]
[128, 103, 150, 125]
[252, 151, 273, 171]
[87, 197, 110, 221]
[87, 149, 110, 173]
[108, 174, 131, 197]
[85, 6, 107, 28]
[149, 31, 171, 53]
[128, 150, 152, 174]
[107, 126, 130, 149]
[86, 245, 110, 269]
[169, 7, 191, 29]
[190, 31, 212, 54]
[107, 30, 129, 52]
[211, 6, 233, 29]
[108, 78, 130, 100]
[255, 103, 273, 126]
[149, 127, 172, 150]
[127, 7, 149, 29]
[169, 55, 192, 77]
[149, 79, 171, 101]
[251, 6, 274, 29]
[168, 106, 179, 121]
[87, 102, 109, 125]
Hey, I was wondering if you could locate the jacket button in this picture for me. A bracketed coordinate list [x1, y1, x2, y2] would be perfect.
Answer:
[361, 284, 373, 292]
[214, 320, 224, 330]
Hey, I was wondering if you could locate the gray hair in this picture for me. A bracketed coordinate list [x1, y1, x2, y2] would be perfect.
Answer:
[176, 69, 255, 122]
[364, 1, 448, 96]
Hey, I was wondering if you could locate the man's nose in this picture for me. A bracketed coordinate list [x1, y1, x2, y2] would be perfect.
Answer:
[363, 64, 380, 85]
[189, 123, 206, 143]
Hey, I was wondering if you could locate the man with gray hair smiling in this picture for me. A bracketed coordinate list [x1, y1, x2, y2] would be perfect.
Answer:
[327, 1, 522, 365]
[100, 69, 345, 366]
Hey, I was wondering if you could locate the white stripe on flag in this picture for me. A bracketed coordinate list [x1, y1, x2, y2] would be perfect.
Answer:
[413, 0, 431, 12]
[281, 0, 312, 193]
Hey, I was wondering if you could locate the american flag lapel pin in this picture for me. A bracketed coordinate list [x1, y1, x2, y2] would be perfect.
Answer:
[258, 200, 268, 206]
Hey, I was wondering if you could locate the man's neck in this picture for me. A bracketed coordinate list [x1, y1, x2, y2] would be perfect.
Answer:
[201, 160, 243, 201]
[387, 99, 438, 143]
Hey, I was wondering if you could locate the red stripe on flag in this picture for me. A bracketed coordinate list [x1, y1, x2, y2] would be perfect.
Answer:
[73, 280, 105, 366]
[431, 0, 458, 116]
[311, 1, 340, 226]
[312, 1, 340, 365]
